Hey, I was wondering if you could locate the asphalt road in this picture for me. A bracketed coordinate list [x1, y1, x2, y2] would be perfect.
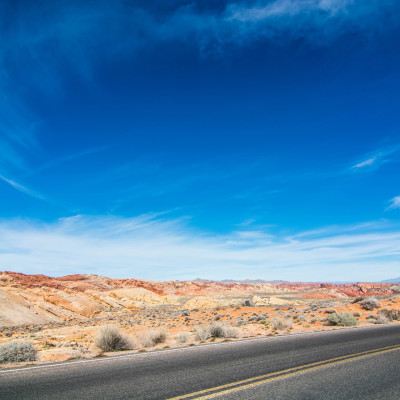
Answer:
[1, 325, 400, 400]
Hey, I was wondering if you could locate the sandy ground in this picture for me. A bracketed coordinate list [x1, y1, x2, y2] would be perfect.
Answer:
[1, 295, 399, 368]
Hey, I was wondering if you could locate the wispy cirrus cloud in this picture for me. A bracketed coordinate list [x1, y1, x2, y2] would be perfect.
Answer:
[226, 0, 353, 22]
[0, 0, 396, 173]
[351, 145, 400, 171]
[388, 196, 400, 210]
[0, 174, 44, 200]
[0, 213, 399, 282]
[2, 0, 397, 87]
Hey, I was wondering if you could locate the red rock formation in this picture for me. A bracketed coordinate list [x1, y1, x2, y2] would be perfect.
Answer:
[277, 281, 394, 298]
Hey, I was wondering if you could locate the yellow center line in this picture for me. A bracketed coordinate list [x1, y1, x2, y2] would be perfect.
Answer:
[166, 344, 400, 400]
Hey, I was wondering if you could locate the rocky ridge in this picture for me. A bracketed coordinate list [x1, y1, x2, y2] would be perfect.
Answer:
[0, 271, 396, 328]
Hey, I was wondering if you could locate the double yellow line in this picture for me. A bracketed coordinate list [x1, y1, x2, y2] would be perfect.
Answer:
[167, 343, 400, 400]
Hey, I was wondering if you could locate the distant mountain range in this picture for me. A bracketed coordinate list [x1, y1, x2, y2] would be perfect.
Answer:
[193, 278, 290, 285]
[380, 277, 400, 283]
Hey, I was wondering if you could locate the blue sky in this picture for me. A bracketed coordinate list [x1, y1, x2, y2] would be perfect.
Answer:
[1, 0, 400, 281]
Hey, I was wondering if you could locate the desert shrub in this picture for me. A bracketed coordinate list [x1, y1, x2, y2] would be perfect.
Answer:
[195, 323, 239, 341]
[372, 315, 390, 324]
[352, 297, 364, 303]
[210, 323, 239, 338]
[176, 333, 190, 343]
[221, 326, 239, 338]
[140, 328, 167, 347]
[209, 323, 228, 338]
[95, 326, 133, 352]
[271, 318, 293, 331]
[327, 312, 359, 326]
[295, 314, 307, 322]
[360, 298, 381, 311]
[378, 308, 400, 321]
[0, 341, 37, 363]
[195, 326, 211, 341]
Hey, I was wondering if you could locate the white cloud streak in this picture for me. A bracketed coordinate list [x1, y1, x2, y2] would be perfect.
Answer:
[0, 214, 399, 282]
[351, 145, 400, 170]
[0, 0, 396, 173]
[0, 174, 44, 200]
[226, 0, 353, 22]
[388, 196, 400, 210]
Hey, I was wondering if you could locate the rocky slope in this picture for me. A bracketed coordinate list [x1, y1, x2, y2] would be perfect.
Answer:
[277, 282, 394, 298]
[0, 271, 281, 327]
[0, 271, 396, 328]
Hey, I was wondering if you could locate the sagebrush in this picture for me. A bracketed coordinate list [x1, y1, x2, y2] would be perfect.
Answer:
[0, 341, 37, 363]
[95, 326, 133, 352]
[195, 323, 239, 341]
[175, 333, 190, 343]
[327, 312, 359, 326]
[378, 308, 400, 321]
[360, 298, 381, 311]
[271, 318, 293, 331]
[140, 328, 167, 347]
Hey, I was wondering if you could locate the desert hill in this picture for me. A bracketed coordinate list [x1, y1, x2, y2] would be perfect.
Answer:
[0, 271, 282, 327]
[0, 271, 396, 328]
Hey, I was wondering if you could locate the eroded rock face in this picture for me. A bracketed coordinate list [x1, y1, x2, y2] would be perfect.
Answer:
[0, 271, 396, 328]
[277, 282, 394, 298]
[0, 271, 287, 326]
[251, 295, 298, 306]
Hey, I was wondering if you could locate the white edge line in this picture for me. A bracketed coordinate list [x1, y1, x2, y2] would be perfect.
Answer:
[0, 323, 398, 374]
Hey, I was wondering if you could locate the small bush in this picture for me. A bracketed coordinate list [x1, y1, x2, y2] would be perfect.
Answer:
[352, 297, 364, 303]
[360, 298, 381, 311]
[379, 308, 400, 321]
[372, 315, 390, 324]
[222, 326, 239, 338]
[208, 323, 227, 338]
[176, 333, 190, 343]
[140, 328, 167, 347]
[295, 315, 307, 323]
[195, 326, 211, 341]
[327, 312, 359, 326]
[0, 341, 37, 363]
[271, 318, 293, 331]
[95, 326, 133, 352]
[195, 323, 239, 341]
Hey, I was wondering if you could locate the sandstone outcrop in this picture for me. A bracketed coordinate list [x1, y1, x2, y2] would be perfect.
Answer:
[0, 271, 397, 328]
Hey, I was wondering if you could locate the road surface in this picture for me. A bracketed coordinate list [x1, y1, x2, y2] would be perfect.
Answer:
[1, 324, 400, 399]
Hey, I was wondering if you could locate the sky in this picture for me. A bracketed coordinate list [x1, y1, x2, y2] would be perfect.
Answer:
[0, 0, 400, 282]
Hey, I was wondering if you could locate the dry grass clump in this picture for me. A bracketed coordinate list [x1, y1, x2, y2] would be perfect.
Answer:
[326, 312, 359, 326]
[210, 323, 238, 338]
[195, 326, 211, 341]
[378, 308, 400, 321]
[360, 298, 381, 311]
[95, 325, 134, 352]
[175, 333, 190, 343]
[370, 309, 400, 324]
[0, 341, 37, 363]
[139, 328, 167, 347]
[195, 323, 239, 341]
[372, 315, 390, 324]
[271, 318, 293, 331]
